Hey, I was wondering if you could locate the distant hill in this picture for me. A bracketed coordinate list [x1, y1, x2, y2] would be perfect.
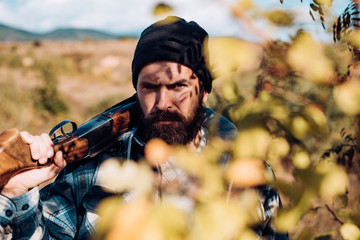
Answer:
[42, 28, 117, 41]
[0, 23, 128, 41]
[0, 24, 41, 41]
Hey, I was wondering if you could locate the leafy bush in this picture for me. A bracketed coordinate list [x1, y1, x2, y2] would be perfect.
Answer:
[33, 60, 69, 115]
[95, 1, 360, 240]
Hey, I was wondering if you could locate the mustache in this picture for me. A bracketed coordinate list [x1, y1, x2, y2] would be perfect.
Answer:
[145, 110, 186, 123]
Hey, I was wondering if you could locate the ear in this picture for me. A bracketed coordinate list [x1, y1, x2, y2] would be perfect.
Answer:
[202, 91, 208, 104]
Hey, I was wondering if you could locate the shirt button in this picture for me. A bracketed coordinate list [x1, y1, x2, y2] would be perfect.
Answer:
[22, 204, 29, 210]
[5, 210, 13, 217]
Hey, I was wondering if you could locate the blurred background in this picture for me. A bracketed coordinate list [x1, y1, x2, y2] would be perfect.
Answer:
[0, 0, 348, 133]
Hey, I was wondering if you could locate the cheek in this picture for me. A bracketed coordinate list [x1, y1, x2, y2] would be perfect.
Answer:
[176, 89, 199, 114]
[177, 86, 199, 104]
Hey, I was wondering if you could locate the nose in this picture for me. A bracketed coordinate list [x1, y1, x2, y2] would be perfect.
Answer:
[156, 88, 172, 111]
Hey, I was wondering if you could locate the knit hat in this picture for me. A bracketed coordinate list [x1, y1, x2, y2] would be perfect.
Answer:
[131, 16, 213, 93]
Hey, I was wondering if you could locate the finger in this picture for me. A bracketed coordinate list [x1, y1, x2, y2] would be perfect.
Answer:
[20, 131, 34, 145]
[35, 135, 49, 165]
[29, 135, 41, 160]
[40, 133, 54, 159]
[53, 151, 66, 169]
[47, 152, 66, 178]
[41, 133, 53, 146]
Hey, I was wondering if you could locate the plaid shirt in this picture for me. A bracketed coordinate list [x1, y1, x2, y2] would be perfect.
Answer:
[0, 108, 288, 240]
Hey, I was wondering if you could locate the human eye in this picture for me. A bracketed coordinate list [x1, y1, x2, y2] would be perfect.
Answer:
[175, 83, 186, 88]
[170, 81, 188, 90]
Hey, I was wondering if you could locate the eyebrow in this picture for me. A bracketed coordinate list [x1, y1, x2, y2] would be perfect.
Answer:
[140, 79, 191, 88]
[140, 81, 159, 88]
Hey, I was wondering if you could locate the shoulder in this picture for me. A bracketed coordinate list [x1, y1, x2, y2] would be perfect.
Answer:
[203, 107, 238, 141]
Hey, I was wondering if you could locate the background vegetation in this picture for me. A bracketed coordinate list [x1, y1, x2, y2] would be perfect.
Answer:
[0, 0, 360, 239]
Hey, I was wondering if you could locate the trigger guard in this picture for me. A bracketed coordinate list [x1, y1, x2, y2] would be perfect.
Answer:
[49, 120, 77, 141]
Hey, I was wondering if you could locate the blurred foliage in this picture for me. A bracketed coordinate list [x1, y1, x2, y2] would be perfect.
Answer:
[33, 60, 69, 115]
[333, 0, 360, 63]
[0, 0, 360, 239]
[333, 1, 359, 42]
[0, 79, 32, 130]
[96, 139, 271, 240]
[280, 0, 333, 29]
[0, 49, 73, 131]
[153, 2, 174, 16]
[95, 1, 360, 240]
[266, 9, 294, 27]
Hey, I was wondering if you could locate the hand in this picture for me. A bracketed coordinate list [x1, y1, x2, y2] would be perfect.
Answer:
[1, 131, 67, 198]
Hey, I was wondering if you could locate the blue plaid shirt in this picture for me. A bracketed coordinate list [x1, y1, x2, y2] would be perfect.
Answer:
[0, 108, 288, 240]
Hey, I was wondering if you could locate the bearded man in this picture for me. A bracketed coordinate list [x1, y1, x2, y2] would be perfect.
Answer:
[0, 16, 288, 239]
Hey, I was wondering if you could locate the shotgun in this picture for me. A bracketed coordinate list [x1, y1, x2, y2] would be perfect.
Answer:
[0, 95, 137, 189]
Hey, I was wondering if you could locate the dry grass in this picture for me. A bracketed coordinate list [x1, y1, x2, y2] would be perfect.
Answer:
[0, 39, 137, 134]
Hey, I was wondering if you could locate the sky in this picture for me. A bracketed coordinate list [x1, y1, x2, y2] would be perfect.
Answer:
[0, 0, 350, 42]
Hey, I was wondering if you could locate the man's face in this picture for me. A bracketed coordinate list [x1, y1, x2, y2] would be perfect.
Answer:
[136, 61, 208, 145]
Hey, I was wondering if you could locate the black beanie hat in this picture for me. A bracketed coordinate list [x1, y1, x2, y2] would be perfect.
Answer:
[131, 16, 213, 93]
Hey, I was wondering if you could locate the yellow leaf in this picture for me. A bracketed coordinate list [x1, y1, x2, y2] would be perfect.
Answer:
[314, 0, 332, 7]
[231, 0, 255, 18]
[238, 229, 258, 240]
[292, 150, 310, 169]
[266, 9, 294, 27]
[268, 137, 290, 160]
[207, 37, 260, 78]
[145, 138, 171, 166]
[269, 104, 290, 123]
[275, 207, 302, 232]
[304, 104, 328, 135]
[341, 223, 360, 240]
[233, 127, 271, 159]
[222, 81, 238, 101]
[225, 158, 268, 188]
[240, 0, 255, 10]
[333, 80, 360, 115]
[191, 199, 246, 240]
[153, 3, 173, 16]
[287, 32, 334, 84]
[290, 115, 310, 140]
[344, 30, 360, 49]
[96, 197, 122, 238]
[105, 198, 155, 240]
[98, 158, 154, 195]
[153, 203, 187, 240]
[317, 162, 348, 200]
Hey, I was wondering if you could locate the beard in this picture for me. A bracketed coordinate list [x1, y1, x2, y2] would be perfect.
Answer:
[137, 98, 205, 145]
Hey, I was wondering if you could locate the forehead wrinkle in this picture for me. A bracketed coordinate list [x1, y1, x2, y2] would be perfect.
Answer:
[140, 72, 160, 82]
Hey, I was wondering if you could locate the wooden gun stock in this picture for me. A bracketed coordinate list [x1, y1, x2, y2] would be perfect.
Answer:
[0, 96, 137, 189]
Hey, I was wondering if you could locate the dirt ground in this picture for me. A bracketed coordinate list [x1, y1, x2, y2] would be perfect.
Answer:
[0, 39, 138, 132]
